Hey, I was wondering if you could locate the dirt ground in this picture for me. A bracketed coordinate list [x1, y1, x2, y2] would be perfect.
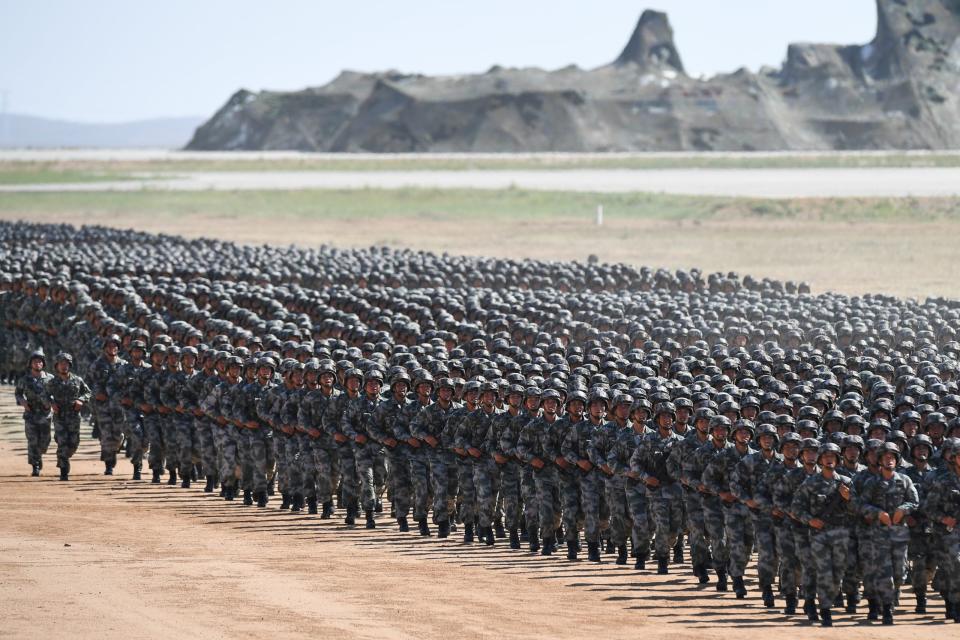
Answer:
[0, 387, 951, 639]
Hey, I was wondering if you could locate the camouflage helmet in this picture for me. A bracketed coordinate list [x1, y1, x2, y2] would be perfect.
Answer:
[879, 441, 902, 463]
[817, 442, 842, 462]
[54, 352, 73, 366]
[28, 348, 46, 364]
[778, 431, 802, 452]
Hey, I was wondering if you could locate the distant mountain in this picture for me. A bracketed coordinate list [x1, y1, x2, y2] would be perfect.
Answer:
[0, 113, 205, 149]
[188, 0, 960, 152]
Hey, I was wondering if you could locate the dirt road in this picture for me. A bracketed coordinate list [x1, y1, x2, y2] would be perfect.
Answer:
[0, 387, 950, 639]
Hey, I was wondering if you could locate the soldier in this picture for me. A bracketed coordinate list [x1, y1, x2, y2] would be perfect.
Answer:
[922, 436, 960, 623]
[859, 442, 919, 625]
[517, 388, 564, 555]
[371, 371, 412, 531]
[673, 406, 714, 582]
[45, 352, 91, 481]
[791, 442, 858, 627]
[904, 434, 936, 613]
[15, 349, 53, 475]
[696, 416, 735, 591]
[456, 381, 501, 545]
[297, 359, 338, 516]
[109, 339, 148, 480]
[237, 356, 278, 507]
[552, 388, 588, 559]
[87, 334, 126, 475]
[324, 367, 362, 526]
[447, 380, 480, 542]
[410, 376, 460, 538]
[489, 383, 525, 548]
[562, 389, 610, 562]
[157, 345, 182, 485]
[172, 346, 200, 488]
[396, 372, 435, 535]
[762, 432, 803, 614]
[141, 344, 168, 483]
[191, 349, 220, 492]
[341, 369, 385, 528]
[611, 399, 653, 569]
[203, 355, 242, 500]
[593, 393, 633, 565]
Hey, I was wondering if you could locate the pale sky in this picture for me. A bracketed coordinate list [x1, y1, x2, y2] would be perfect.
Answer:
[0, 0, 878, 123]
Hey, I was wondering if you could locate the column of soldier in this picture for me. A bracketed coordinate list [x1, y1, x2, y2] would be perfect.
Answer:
[2, 221, 960, 628]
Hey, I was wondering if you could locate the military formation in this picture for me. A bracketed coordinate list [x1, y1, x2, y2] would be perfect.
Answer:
[2, 221, 960, 627]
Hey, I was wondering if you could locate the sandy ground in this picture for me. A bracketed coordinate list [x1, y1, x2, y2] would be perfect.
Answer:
[5, 167, 960, 198]
[0, 387, 952, 639]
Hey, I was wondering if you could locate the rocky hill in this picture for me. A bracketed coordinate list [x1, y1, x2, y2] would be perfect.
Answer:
[186, 0, 960, 152]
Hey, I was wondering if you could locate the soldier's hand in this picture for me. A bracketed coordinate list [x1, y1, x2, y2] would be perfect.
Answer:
[384, 437, 398, 448]
[942, 516, 957, 528]
[577, 459, 593, 472]
[52, 404, 60, 414]
[424, 435, 439, 448]
[746, 499, 760, 509]
[355, 434, 368, 444]
[245, 420, 258, 429]
[772, 507, 784, 518]
[530, 457, 544, 470]
[493, 453, 507, 465]
[95, 393, 107, 402]
[334, 433, 348, 443]
[216, 417, 227, 425]
[407, 437, 420, 448]
[809, 518, 825, 530]
[892, 509, 905, 525]
[121, 398, 132, 407]
[601, 463, 613, 475]
[308, 428, 322, 439]
[645, 477, 660, 488]
[719, 491, 735, 503]
[905, 515, 917, 527]
[555, 456, 569, 469]
[697, 483, 708, 493]
[838, 484, 850, 501]
[21, 401, 31, 413]
[468, 447, 482, 458]
[73, 400, 83, 411]
[878, 511, 892, 526]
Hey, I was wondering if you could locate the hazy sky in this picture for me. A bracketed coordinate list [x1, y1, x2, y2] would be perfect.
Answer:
[0, 0, 878, 123]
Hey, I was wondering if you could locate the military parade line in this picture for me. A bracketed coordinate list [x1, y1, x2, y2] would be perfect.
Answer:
[2, 220, 960, 628]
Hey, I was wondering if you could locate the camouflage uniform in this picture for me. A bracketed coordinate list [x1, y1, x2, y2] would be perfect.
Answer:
[696, 440, 735, 576]
[87, 354, 126, 469]
[323, 390, 359, 513]
[45, 371, 92, 474]
[142, 365, 168, 474]
[410, 398, 461, 526]
[15, 370, 53, 469]
[395, 397, 431, 523]
[609, 423, 650, 561]
[550, 413, 583, 544]
[860, 470, 919, 607]
[673, 430, 713, 573]
[297, 386, 338, 508]
[634, 428, 684, 564]
[517, 415, 564, 544]
[234, 378, 276, 499]
[562, 417, 609, 546]
[456, 406, 501, 533]
[489, 407, 524, 533]
[444, 404, 475, 527]
[732, 448, 783, 592]
[341, 393, 382, 513]
[202, 376, 239, 493]
[109, 358, 148, 471]
[778, 464, 820, 602]
[172, 367, 200, 482]
[922, 465, 960, 613]
[904, 462, 936, 604]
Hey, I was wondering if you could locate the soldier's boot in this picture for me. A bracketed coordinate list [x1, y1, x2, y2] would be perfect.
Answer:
[587, 541, 602, 563]
[867, 599, 879, 621]
[193, 463, 201, 482]
[280, 493, 291, 510]
[804, 599, 819, 622]
[212, 473, 219, 489]
[437, 520, 450, 539]
[204, 476, 215, 493]
[320, 501, 333, 518]
[494, 519, 506, 539]
[509, 529, 520, 549]
[345, 505, 356, 527]
[132, 464, 142, 481]
[952, 600, 960, 623]
[375, 498, 383, 513]
[605, 539, 615, 554]
[220, 484, 226, 497]
[733, 576, 747, 599]
[914, 591, 926, 614]
[243, 489, 253, 506]
[484, 526, 495, 547]
[181, 472, 190, 488]
[463, 523, 474, 544]
[833, 594, 844, 608]
[291, 494, 304, 513]
[634, 552, 648, 571]
[307, 497, 319, 515]
[151, 468, 161, 484]
[519, 527, 529, 543]
[784, 595, 798, 616]
[820, 609, 833, 627]
[693, 563, 709, 584]
[943, 595, 953, 620]
[715, 570, 728, 592]
[59, 465, 69, 481]
[528, 536, 540, 553]
[267, 477, 275, 497]
[397, 517, 409, 532]
[417, 518, 430, 537]
[365, 509, 376, 529]
[762, 585, 775, 608]
[167, 469, 177, 486]
[256, 491, 268, 508]
[657, 557, 669, 575]
[31, 463, 41, 477]
[882, 605, 894, 625]
[540, 535, 555, 556]
[845, 593, 859, 614]
[566, 540, 578, 560]
[224, 486, 235, 501]
[673, 539, 684, 564]
[104, 462, 113, 476]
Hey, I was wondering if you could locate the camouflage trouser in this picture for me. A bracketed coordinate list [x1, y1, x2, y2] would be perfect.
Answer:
[273, 434, 290, 494]
[534, 466, 561, 540]
[284, 436, 302, 497]
[121, 408, 144, 467]
[753, 514, 778, 589]
[776, 522, 801, 597]
[296, 434, 316, 497]
[580, 469, 609, 544]
[603, 476, 627, 547]
[810, 527, 849, 609]
[521, 465, 538, 535]
[626, 478, 650, 556]
[374, 448, 387, 502]
[387, 446, 412, 519]
[724, 505, 754, 578]
[941, 529, 960, 605]
[842, 529, 862, 597]
[353, 443, 377, 512]
[908, 526, 935, 595]
[53, 415, 81, 469]
[243, 428, 274, 496]
[175, 417, 197, 479]
[307, 443, 336, 503]
[160, 415, 179, 472]
[863, 525, 910, 606]
[473, 456, 499, 529]
[24, 417, 51, 466]
[856, 526, 877, 600]
[559, 470, 581, 543]
[420, 448, 451, 524]
[499, 461, 522, 530]
[407, 449, 430, 521]
[337, 443, 358, 508]
[457, 457, 477, 525]
[195, 417, 217, 479]
[683, 488, 711, 568]
[795, 528, 817, 599]
[94, 404, 124, 466]
[703, 498, 728, 572]
[219, 426, 241, 490]
[650, 485, 684, 561]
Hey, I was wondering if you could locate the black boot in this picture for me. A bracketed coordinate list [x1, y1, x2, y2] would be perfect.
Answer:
[634, 553, 647, 571]
[804, 599, 819, 622]
[762, 585, 775, 608]
[952, 600, 960, 623]
[437, 520, 450, 539]
[132, 464, 142, 481]
[566, 540, 578, 561]
[784, 595, 798, 615]
[375, 498, 383, 513]
[365, 509, 376, 529]
[944, 597, 954, 620]
[484, 526, 495, 546]
[657, 557, 669, 575]
[867, 598, 879, 621]
[59, 466, 69, 481]
[914, 592, 926, 614]
[519, 527, 529, 543]
[605, 539, 615, 554]
[555, 524, 564, 542]
[345, 505, 356, 526]
[820, 608, 832, 627]
[151, 468, 161, 484]
[418, 518, 430, 537]
[31, 463, 40, 477]
[588, 541, 601, 563]
[509, 529, 520, 549]
[104, 462, 113, 476]
[882, 604, 893, 625]
[833, 593, 844, 608]
[494, 519, 506, 539]
[529, 536, 540, 553]
[181, 474, 190, 489]
[292, 494, 305, 512]
[733, 576, 747, 599]
[715, 570, 728, 592]
[166, 469, 177, 486]
[540, 535, 555, 556]
[616, 545, 628, 566]
[224, 486, 235, 501]
[693, 563, 709, 584]
[267, 477, 275, 497]
[256, 491, 267, 508]
[243, 489, 253, 506]
[320, 501, 333, 518]
[397, 517, 409, 532]
[280, 493, 291, 510]
[463, 523, 474, 543]
[846, 593, 859, 614]
[307, 497, 318, 515]
[204, 475, 214, 493]
[673, 539, 684, 564]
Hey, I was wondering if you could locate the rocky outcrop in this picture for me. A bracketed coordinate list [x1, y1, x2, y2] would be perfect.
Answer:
[186, 0, 960, 152]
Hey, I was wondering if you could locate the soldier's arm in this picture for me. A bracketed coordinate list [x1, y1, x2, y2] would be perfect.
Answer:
[896, 477, 920, 515]
[76, 377, 92, 404]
